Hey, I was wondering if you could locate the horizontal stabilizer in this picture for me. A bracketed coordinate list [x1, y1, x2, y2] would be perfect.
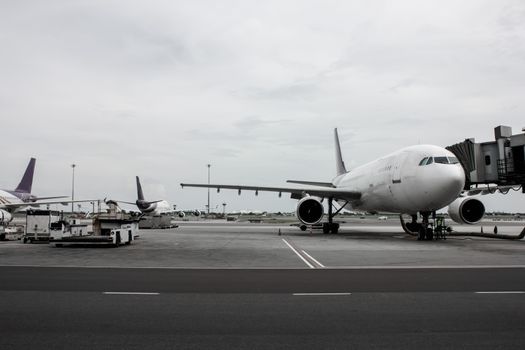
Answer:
[286, 180, 335, 188]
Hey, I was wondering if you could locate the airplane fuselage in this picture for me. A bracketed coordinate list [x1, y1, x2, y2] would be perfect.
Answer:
[333, 144, 465, 215]
[0, 189, 26, 209]
[137, 200, 173, 216]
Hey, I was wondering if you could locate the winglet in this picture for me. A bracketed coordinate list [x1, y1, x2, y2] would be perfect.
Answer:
[136, 176, 145, 201]
[15, 158, 36, 193]
[334, 129, 347, 176]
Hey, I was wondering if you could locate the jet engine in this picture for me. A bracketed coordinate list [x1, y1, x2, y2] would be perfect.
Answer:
[447, 197, 485, 225]
[177, 211, 186, 218]
[193, 210, 201, 217]
[296, 196, 324, 225]
[0, 209, 12, 224]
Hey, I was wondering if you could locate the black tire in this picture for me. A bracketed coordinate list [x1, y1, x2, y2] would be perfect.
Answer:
[322, 223, 330, 234]
[418, 227, 424, 241]
[300, 225, 307, 231]
[125, 232, 132, 245]
[426, 228, 434, 240]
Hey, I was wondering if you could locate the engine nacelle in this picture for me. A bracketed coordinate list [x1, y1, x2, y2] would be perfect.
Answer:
[193, 210, 201, 217]
[0, 209, 12, 224]
[296, 196, 324, 225]
[447, 197, 485, 225]
[177, 211, 186, 218]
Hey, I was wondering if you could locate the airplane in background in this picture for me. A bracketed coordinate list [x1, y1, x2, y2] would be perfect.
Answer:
[0, 158, 91, 225]
[112, 176, 201, 218]
[181, 129, 486, 239]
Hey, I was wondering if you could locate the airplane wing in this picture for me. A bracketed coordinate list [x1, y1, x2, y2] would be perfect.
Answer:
[33, 196, 69, 201]
[180, 183, 361, 201]
[1, 199, 98, 210]
[286, 180, 335, 188]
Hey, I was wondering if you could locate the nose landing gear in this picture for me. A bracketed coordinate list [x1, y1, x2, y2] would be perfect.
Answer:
[400, 212, 443, 241]
[417, 212, 434, 241]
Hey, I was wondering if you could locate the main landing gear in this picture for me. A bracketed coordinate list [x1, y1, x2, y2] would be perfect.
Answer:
[322, 198, 346, 234]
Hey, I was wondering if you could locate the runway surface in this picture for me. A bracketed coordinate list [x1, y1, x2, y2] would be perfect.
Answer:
[1, 221, 525, 349]
[1, 266, 525, 349]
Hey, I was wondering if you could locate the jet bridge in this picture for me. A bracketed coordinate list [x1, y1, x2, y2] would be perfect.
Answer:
[447, 125, 525, 191]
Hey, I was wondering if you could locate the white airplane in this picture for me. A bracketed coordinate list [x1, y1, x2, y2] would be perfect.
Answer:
[0, 158, 91, 225]
[181, 129, 486, 239]
[114, 176, 201, 218]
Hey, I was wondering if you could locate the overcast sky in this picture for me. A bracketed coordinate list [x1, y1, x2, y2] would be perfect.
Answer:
[1, 0, 524, 213]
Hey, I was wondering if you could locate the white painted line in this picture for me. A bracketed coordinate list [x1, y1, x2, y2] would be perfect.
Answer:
[282, 239, 314, 269]
[293, 293, 351, 296]
[301, 250, 325, 268]
[103, 292, 160, 295]
[475, 291, 525, 294]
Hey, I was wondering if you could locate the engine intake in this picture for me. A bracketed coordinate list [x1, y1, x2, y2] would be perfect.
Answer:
[296, 197, 324, 225]
[0, 209, 12, 224]
[447, 197, 485, 225]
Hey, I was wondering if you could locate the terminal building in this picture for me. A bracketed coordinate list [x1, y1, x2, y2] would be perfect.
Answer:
[447, 125, 525, 192]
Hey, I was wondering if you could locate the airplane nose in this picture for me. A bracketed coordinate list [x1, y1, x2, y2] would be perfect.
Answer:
[448, 166, 466, 194]
[434, 165, 465, 206]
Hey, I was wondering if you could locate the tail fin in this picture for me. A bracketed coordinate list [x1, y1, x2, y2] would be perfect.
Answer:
[334, 128, 347, 176]
[136, 176, 145, 201]
[15, 158, 36, 193]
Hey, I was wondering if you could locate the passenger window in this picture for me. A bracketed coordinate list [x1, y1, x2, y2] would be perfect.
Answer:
[419, 157, 428, 166]
[485, 155, 491, 166]
[426, 157, 434, 165]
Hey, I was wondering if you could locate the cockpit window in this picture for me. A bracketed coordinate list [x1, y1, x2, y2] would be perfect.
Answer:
[420, 156, 460, 166]
[434, 157, 449, 164]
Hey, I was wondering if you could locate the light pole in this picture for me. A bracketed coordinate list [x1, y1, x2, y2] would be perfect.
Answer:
[71, 164, 76, 214]
[207, 164, 211, 216]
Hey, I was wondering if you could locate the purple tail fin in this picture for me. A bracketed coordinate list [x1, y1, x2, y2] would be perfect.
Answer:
[136, 176, 145, 201]
[15, 158, 36, 193]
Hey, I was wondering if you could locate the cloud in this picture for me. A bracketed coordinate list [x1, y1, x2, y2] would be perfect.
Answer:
[1, 0, 524, 212]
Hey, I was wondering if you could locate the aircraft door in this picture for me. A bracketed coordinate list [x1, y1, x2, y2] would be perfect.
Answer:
[392, 153, 408, 184]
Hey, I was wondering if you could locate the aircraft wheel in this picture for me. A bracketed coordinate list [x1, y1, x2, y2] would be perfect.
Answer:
[330, 223, 340, 234]
[426, 228, 434, 241]
[322, 223, 330, 234]
[300, 225, 307, 231]
[417, 227, 425, 241]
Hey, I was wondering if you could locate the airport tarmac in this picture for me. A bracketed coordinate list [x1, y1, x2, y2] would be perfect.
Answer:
[1, 220, 525, 349]
[0, 219, 524, 268]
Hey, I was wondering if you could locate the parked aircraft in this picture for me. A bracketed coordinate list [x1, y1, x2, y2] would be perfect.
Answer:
[115, 177, 201, 218]
[181, 129, 486, 239]
[0, 158, 90, 225]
